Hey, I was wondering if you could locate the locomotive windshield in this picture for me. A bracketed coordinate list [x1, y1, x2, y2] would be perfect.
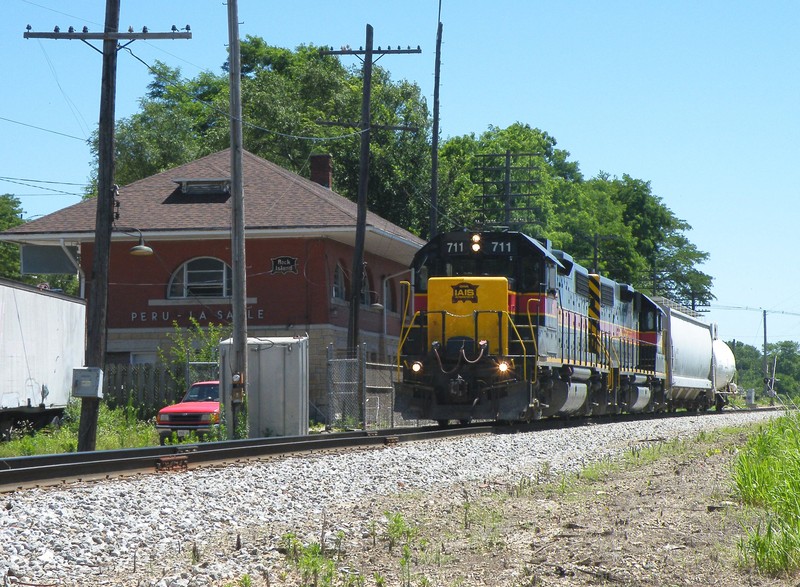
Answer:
[412, 231, 548, 293]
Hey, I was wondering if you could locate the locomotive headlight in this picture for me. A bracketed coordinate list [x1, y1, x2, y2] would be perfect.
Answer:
[497, 361, 510, 373]
[411, 361, 423, 373]
[471, 233, 481, 252]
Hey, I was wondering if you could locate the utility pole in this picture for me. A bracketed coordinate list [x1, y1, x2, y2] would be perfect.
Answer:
[429, 10, 443, 239]
[322, 26, 420, 352]
[25, 3, 190, 452]
[226, 0, 248, 438]
[763, 309, 771, 403]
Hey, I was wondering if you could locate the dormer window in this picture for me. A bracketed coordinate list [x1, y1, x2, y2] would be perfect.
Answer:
[173, 178, 231, 196]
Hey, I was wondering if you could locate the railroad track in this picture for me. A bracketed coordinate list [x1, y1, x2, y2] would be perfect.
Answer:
[0, 407, 778, 493]
[0, 424, 497, 493]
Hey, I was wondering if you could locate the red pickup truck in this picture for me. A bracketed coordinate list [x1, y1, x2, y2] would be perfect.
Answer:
[156, 381, 220, 444]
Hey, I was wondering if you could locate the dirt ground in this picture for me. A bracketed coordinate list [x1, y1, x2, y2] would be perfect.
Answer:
[264, 430, 798, 587]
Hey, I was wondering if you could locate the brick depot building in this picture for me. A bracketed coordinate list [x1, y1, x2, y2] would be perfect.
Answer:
[1, 149, 424, 409]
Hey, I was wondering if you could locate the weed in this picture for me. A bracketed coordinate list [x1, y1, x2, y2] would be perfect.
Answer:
[509, 475, 536, 497]
[341, 572, 365, 587]
[334, 530, 345, 561]
[557, 474, 569, 495]
[539, 460, 552, 481]
[369, 520, 378, 548]
[385, 511, 418, 552]
[280, 532, 302, 563]
[399, 543, 412, 587]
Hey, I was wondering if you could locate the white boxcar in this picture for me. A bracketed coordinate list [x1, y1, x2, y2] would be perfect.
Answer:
[0, 278, 86, 435]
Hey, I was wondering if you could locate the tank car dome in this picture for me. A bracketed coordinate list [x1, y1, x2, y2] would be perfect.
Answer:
[712, 338, 736, 389]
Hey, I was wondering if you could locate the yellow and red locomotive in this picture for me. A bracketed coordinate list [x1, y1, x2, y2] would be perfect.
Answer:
[394, 230, 735, 425]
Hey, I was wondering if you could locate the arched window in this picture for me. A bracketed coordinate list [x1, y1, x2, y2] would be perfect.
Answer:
[361, 266, 374, 306]
[168, 257, 232, 298]
[332, 263, 347, 300]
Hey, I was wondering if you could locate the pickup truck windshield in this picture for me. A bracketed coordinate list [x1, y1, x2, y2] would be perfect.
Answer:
[183, 383, 219, 402]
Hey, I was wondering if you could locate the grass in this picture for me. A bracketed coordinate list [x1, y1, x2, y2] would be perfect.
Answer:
[734, 411, 800, 574]
[0, 399, 158, 457]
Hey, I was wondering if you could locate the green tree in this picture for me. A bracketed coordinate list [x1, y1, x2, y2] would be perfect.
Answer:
[729, 340, 762, 393]
[769, 340, 800, 398]
[101, 42, 716, 304]
[729, 339, 800, 400]
[104, 39, 432, 234]
[436, 123, 579, 236]
[157, 318, 231, 392]
[603, 174, 713, 304]
[0, 194, 24, 279]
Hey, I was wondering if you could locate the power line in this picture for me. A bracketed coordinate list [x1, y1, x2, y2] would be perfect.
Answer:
[36, 40, 92, 138]
[0, 115, 87, 142]
[0, 175, 85, 186]
[0, 177, 83, 196]
[710, 304, 800, 318]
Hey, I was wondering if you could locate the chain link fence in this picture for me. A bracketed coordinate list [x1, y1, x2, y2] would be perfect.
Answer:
[327, 343, 399, 429]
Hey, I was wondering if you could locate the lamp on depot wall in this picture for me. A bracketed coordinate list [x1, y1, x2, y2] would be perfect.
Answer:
[115, 226, 154, 256]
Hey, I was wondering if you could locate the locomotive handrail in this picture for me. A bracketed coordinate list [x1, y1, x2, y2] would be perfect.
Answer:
[396, 280, 416, 376]
[503, 311, 529, 382]
[396, 311, 422, 377]
[591, 331, 619, 391]
[524, 297, 541, 381]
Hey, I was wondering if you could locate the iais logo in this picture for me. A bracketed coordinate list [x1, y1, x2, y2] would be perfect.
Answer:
[451, 282, 479, 303]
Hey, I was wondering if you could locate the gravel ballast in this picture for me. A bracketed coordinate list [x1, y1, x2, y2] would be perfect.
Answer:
[0, 411, 779, 586]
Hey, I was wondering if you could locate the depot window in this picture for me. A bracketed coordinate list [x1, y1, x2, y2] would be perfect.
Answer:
[332, 263, 347, 300]
[168, 257, 233, 298]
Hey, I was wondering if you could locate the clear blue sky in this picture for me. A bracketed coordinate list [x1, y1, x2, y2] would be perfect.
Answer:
[3, 0, 799, 350]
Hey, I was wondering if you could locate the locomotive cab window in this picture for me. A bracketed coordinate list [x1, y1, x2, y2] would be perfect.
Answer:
[519, 257, 543, 291]
[642, 308, 661, 331]
[416, 265, 429, 292]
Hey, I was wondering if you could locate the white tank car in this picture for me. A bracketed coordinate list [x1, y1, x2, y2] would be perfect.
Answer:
[712, 338, 737, 391]
[655, 298, 735, 409]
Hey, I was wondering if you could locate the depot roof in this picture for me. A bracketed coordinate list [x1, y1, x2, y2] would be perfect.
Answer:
[0, 149, 424, 264]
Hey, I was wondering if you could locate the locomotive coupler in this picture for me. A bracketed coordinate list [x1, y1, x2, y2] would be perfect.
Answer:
[449, 375, 468, 397]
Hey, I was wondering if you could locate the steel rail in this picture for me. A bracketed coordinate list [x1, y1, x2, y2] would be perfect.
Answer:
[0, 424, 494, 493]
[0, 407, 780, 493]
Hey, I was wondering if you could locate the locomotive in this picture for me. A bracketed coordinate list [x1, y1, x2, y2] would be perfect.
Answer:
[394, 230, 736, 425]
